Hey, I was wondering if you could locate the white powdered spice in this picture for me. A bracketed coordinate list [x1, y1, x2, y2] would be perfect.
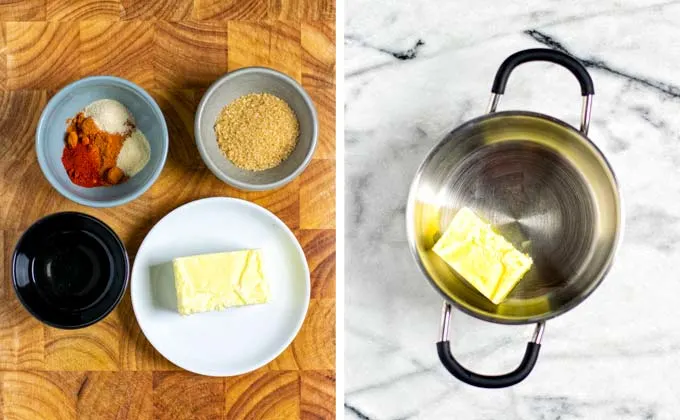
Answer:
[117, 129, 150, 177]
[84, 99, 134, 134]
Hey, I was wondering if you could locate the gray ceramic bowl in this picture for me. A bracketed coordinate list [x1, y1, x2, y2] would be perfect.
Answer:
[36, 76, 168, 208]
[195, 67, 318, 191]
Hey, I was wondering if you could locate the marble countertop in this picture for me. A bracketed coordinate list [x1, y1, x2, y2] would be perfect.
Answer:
[344, 1, 680, 419]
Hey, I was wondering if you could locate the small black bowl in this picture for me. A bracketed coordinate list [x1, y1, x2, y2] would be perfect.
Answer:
[12, 212, 129, 329]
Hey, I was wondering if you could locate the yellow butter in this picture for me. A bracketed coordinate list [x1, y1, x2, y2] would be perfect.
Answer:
[172, 249, 270, 315]
[432, 207, 532, 304]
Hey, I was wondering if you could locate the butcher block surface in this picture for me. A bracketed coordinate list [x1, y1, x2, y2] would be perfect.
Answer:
[0, 0, 336, 418]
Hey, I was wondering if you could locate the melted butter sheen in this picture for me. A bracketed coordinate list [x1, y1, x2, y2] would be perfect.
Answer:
[173, 249, 270, 315]
[432, 207, 532, 304]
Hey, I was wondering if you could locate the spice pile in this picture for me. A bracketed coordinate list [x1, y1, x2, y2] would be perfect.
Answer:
[214, 93, 299, 171]
[61, 100, 151, 188]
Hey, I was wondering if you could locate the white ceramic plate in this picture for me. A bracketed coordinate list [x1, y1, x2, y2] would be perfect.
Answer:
[131, 197, 310, 376]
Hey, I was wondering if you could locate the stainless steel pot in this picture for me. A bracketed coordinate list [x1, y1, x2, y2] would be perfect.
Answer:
[406, 49, 622, 388]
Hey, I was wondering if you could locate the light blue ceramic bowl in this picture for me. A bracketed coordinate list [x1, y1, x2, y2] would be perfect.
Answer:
[195, 67, 318, 191]
[36, 76, 168, 208]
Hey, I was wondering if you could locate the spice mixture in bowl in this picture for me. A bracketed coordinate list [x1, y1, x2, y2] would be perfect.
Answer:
[36, 76, 168, 207]
[195, 67, 317, 191]
[62, 103, 129, 187]
[62, 99, 151, 187]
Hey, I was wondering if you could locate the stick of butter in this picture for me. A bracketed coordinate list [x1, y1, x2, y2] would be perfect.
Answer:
[432, 207, 532, 304]
[172, 249, 270, 315]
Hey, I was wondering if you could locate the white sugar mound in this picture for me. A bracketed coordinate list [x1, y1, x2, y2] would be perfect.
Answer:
[84, 99, 134, 134]
[117, 129, 151, 177]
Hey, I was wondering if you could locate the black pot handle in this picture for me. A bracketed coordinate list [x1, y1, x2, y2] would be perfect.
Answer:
[492, 48, 594, 96]
[436, 303, 546, 389]
[487, 48, 594, 134]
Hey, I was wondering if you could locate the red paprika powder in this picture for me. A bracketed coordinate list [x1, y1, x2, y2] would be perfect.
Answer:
[61, 112, 128, 187]
[61, 143, 101, 187]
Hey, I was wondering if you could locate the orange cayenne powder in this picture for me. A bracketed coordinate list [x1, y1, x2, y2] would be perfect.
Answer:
[61, 113, 128, 187]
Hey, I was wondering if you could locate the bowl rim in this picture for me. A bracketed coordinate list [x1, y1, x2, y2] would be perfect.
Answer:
[35, 75, 169, 208]
[405, 110, 624, 325]
[195, 67, 318, 191]
[11, 211, 130, 329]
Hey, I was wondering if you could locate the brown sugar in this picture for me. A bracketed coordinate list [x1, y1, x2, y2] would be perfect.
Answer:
[214, 93, 299, 171]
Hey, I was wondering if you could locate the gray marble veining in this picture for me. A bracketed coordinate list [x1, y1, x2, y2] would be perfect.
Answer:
[345, 1, 680, 418]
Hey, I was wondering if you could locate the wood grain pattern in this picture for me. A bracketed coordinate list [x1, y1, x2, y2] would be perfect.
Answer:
[77, 372, 153, 419]
[302, 22, 335, 88]
[0, 159, 65, 228]
[307, 87, 335, 158]
[265, 345, 302, 370]
[121, 0, 193, 21]
[5, 22, 80, 90]
[194, 0, 268, 21]
[308, 0, 334, 20]
[153, 372, 225, 420]
[0, 0, 46, 21]
[45, 313, 121, 370]
[270, 21, 302, 82]
[154, 21, 228, 90]
[301, 371, 335, 420]
[0, 4, 335, 419]
[225, 371, 300, 420]
[268, 0, 301, 22]
[298, 230, 335, 297]
[47, 0, 121, 21]
[0, 159, 154, 254]
[1, 371, 81, 420]
[228, 21, 271, 70]
[151, 89, 204, 169]
[0, 91, 48, 160]
[149, 164, 301, 229]
[0, 231, 7, 297]
[80, 21, 155, 89]
[269, 0, 335, 21]
[0, 305, 45, 370]
[300, 159, 335, 229]
[236, 180, 302, 229]
[227, 21, 302, 82]
[0, 23, 6, 90]
[292, 299, 335, 370]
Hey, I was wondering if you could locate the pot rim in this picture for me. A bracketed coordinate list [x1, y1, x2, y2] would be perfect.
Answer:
[406, 110, 624, 325]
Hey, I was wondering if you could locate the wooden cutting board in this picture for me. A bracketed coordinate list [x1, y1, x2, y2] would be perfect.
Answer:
[0, 1, 336, 418]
